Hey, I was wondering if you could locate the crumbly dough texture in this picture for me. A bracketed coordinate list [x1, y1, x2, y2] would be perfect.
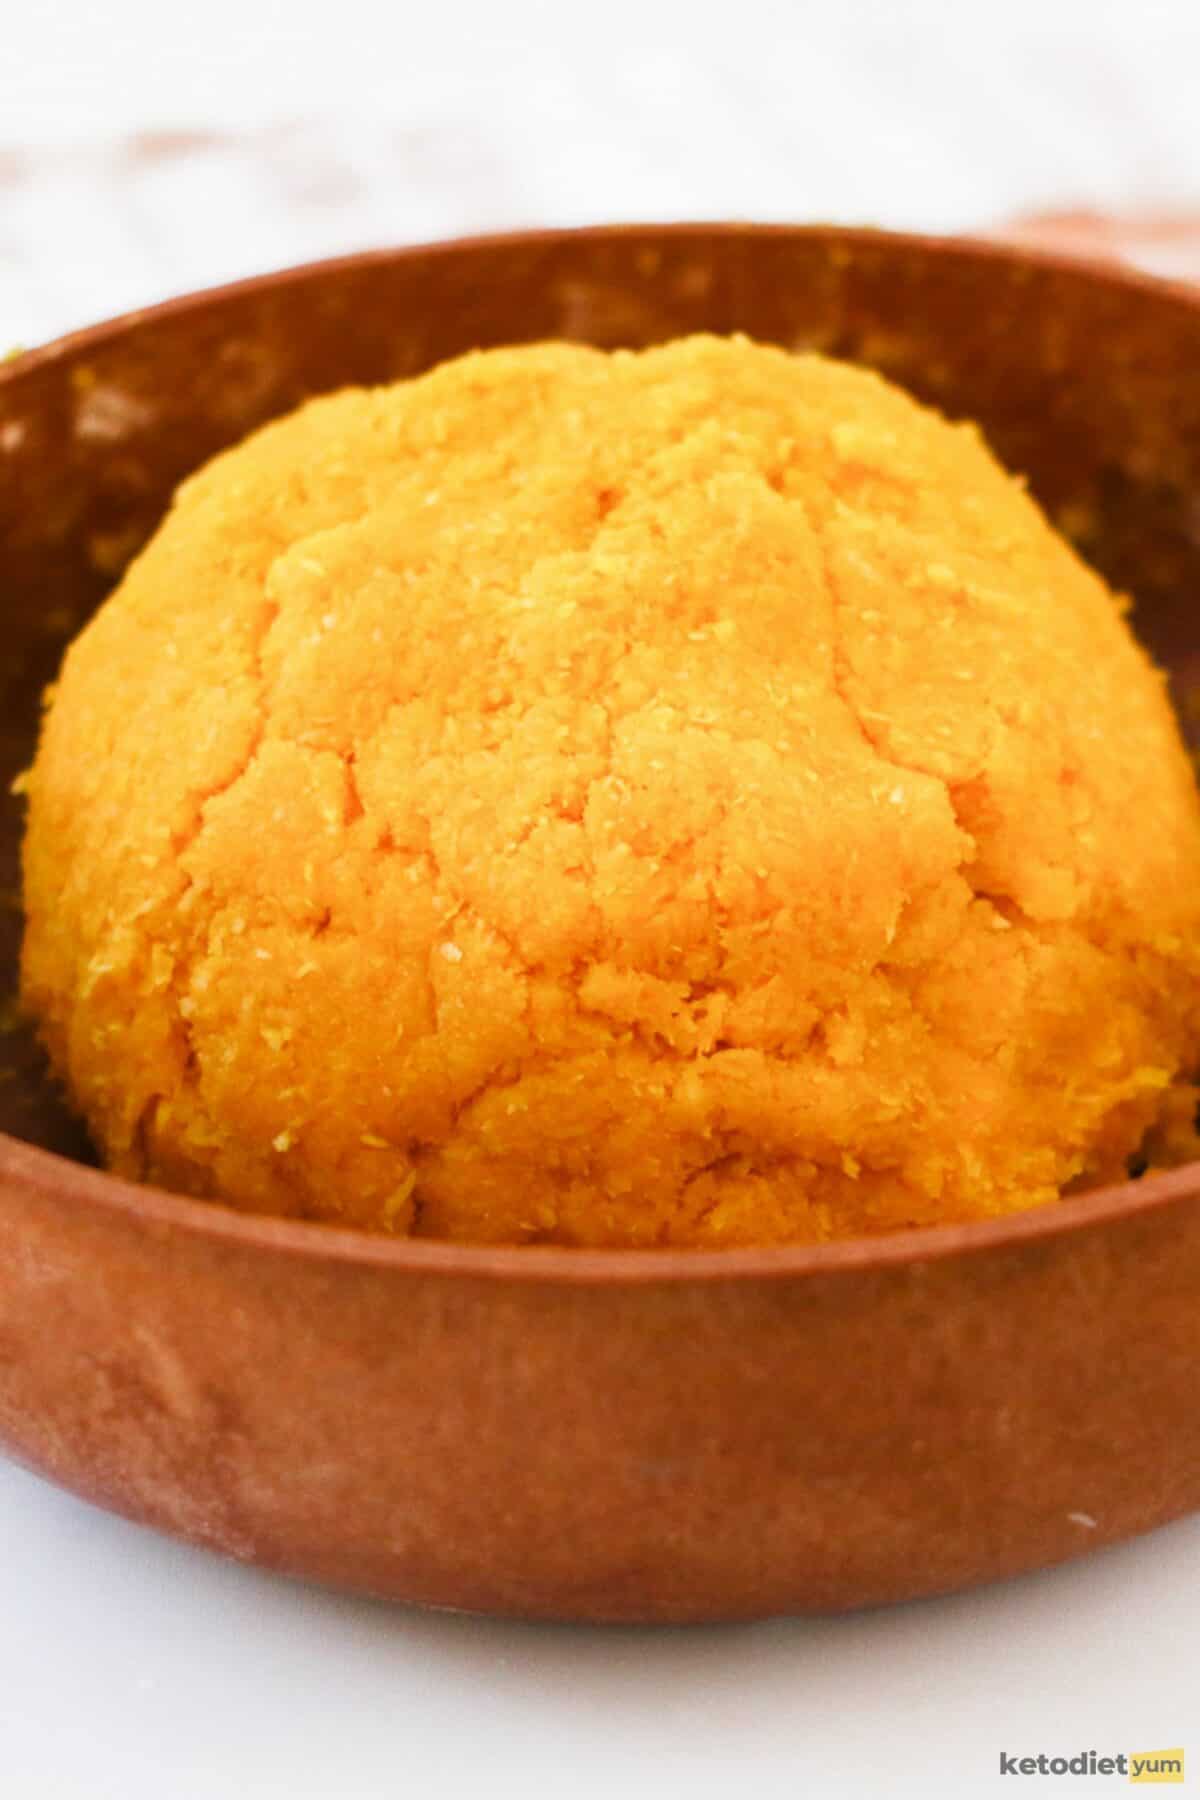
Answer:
[21, 336, 1200, 1244]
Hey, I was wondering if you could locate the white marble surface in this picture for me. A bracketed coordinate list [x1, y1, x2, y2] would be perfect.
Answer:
[3, 5, 1200, 1794]
[3, 1451, 1199, 1800]
[4, 0, 1200, 347]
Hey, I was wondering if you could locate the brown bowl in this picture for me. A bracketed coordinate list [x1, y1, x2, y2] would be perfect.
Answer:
[3, 225, 1200, 1625]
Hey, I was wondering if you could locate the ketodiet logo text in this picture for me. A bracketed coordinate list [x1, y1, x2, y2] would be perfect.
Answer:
[998, 1749, 1184, 1783]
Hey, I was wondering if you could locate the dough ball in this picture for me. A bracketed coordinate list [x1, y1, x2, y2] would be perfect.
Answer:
[21, 337, 1200, 1244]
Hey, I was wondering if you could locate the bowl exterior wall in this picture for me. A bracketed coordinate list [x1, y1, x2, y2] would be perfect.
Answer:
[2, 1161, 1199, 1621]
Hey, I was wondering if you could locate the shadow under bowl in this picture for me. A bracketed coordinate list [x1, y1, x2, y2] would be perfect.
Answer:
[2, 224, 1200, 1624]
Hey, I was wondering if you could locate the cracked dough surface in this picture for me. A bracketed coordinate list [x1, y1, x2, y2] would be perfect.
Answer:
[20, 335, 1200, 1244]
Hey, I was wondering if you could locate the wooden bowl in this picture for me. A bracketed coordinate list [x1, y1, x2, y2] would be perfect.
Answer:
[3, 226, 1200, 1624]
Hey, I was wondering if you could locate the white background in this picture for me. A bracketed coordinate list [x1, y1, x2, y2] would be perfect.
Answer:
[3, 1454, 1199, 1800]
[5, 0, 1200, 344]
[2, 3, 1200, 1794]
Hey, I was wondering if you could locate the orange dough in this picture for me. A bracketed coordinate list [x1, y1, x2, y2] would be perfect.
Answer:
[20, 336, 1200, 1244]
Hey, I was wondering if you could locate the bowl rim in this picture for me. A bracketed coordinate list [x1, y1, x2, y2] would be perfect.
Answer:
[5, 218, 1200, 1287]
[2, 1129, 1196, 1283]
[10, 215, 1200, 382]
